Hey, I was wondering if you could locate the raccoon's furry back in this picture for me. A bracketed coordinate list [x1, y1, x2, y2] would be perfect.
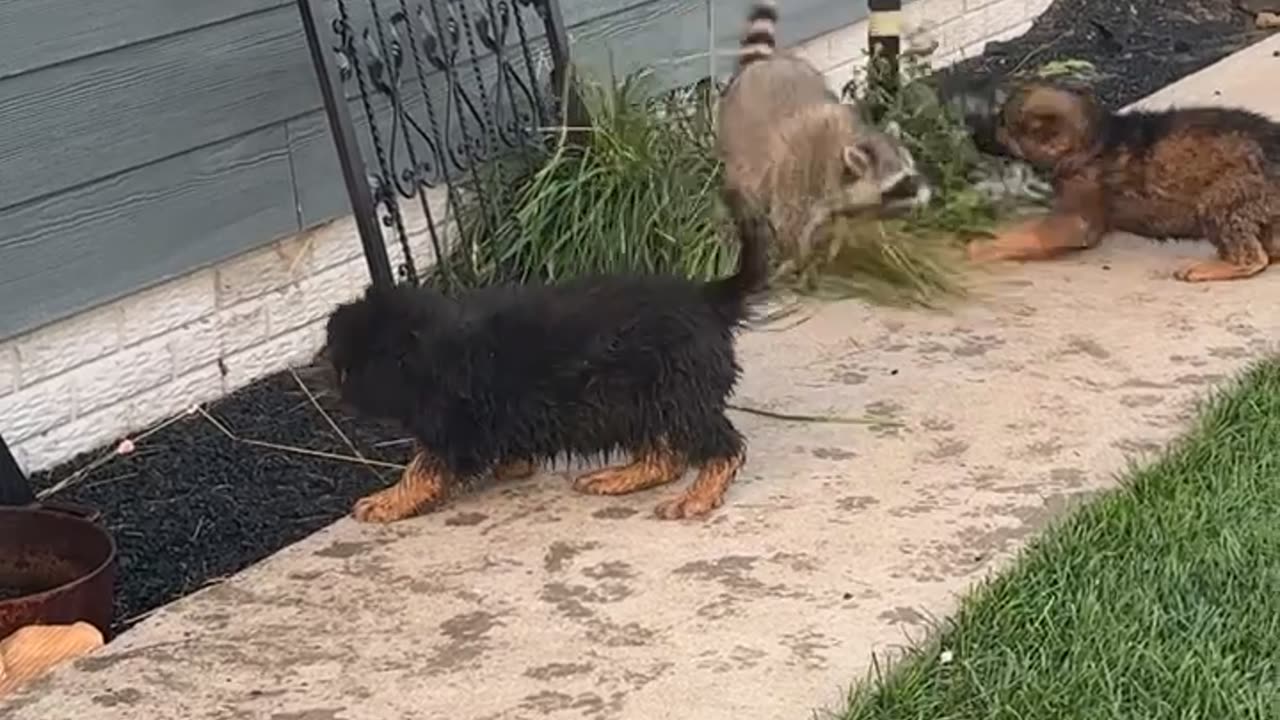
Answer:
[717, 2, 855, 201]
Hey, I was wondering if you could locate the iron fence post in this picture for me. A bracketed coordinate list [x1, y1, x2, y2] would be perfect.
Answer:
[296, 0, 396, 288]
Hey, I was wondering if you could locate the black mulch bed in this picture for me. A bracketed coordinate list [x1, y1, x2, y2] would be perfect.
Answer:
[27, 366, 409, 633]
[19, 0, 1278, 635]
[936, 0, 1273, 110]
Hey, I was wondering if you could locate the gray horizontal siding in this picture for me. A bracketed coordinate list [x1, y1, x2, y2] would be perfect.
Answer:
[0, 0, 291, 81]
[0, 0, 867, 342]
[0, 129, 298, 339]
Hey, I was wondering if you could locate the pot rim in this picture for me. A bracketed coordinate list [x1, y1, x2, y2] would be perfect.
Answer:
[0, 505, 118, 610]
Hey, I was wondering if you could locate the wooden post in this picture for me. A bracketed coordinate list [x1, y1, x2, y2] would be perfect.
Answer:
[867, 0, 902, 121]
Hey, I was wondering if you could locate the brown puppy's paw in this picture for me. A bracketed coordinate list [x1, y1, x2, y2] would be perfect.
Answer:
[653, 492, 723, 520]
[1173, 260, 1266, 283]
[352, 488, 426, 523]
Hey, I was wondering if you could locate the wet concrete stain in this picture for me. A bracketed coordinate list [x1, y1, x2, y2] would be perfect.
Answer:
[516, 690, 624, 720]
[674, 556, 809, 607]
[878, 606, 930, 627]
[837, 369, 869, 385]
[696, 644, 768, 673]
[582, 560, 637, 581]
[312, 541, 375, 559]
[1176, 372, 1225, 386]
[812, 446, 857, 460]
[544, 540, 601, 573]
[779, 628, 835, 669]
[953, 334, 1005, 357]
[1113, 437, 1164, 455]
[836, 495, 879, 512]
[583, 619, 658, 648]
[1119, 377, 1176, 390]
[1049, 467, 1088, 487]
[270, 709, 347, 720]
[865, 400, 903, 419]
[1022, 438, 1065, 459]
[1063, 336, 1110, 359]
[1119, 393, 1164, 408]
[928, 438, 969, 461]
[444, 511, 489, 527]
[1208, 345, 1248, 359]
[90, 688, 144, 707]
[541, 581, 633, 619]
[524, 662, 595, 680]
[888, 501, 941, 517]
[424, 610, 508, 674]
[591, 506, 638, 520]
[696, 593, 743, 620]
[922, 417, 956, 432]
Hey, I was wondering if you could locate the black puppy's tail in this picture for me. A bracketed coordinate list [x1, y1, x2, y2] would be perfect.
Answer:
[705, 188, 770, 321]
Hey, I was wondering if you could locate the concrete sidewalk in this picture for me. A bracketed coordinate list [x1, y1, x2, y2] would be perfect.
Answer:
[6, 33, 1280, 720]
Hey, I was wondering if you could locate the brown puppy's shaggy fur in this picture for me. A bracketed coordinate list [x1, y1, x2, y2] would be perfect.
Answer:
[966, 81, 1280, 282]
[320, 197, 769, 524]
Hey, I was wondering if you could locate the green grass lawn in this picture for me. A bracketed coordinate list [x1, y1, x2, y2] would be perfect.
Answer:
[842, 358, 1280, 720]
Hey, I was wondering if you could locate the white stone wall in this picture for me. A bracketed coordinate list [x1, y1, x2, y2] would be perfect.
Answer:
[0, 0, 1051, 475]
[795, 0, 1054, 84]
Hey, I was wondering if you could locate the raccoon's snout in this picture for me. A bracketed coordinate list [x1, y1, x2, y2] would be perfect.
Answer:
[883, 172, 931, 209]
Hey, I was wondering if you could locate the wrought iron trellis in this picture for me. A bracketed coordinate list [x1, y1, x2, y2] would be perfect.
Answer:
[295, 0, 573, 288]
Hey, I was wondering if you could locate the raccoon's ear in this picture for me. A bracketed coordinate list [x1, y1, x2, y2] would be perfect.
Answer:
[842, 144, 873, 179]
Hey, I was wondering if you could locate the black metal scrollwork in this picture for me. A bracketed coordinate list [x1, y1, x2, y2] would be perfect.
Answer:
[328, 0, 556, 190]
[303, 0, 568, 286]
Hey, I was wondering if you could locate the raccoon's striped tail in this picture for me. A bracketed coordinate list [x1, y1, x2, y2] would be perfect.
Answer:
[737, 0, 779, 72]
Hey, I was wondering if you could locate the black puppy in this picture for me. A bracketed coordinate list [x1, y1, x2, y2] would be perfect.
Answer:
[323, 203, 769, 523]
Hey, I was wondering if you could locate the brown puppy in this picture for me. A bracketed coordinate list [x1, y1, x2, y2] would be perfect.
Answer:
[966, 81, 1280, 282]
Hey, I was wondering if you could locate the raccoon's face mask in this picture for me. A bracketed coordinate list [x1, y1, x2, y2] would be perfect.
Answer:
[840, 130, 932, 214]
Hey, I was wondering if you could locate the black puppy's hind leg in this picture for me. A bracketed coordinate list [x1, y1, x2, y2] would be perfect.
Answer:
[354, 446, 454, 523]
[654, 415, 746, 520]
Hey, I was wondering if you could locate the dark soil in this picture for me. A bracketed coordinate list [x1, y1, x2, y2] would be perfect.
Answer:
[937, 0, 1272, 110]
[25, 366, 408, 632]
[11, 0, 1277, 636]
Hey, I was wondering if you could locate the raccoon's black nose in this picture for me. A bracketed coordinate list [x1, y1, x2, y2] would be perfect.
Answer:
[885, 173, 920, 200]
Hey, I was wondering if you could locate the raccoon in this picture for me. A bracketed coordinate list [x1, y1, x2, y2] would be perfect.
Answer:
[717, 0, 932, 278]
